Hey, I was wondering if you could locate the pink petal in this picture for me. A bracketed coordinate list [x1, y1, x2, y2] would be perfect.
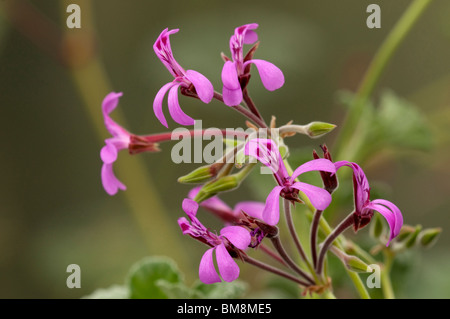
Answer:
[366, 202, 399, 246]
[221, 61, 240, 90]
[371, 199, 403, 243]
[100, 143, 118, 164]
[222, 86, 243, 107]
[199, 248, 221, 284]
[243, 29, 258, 44]
[244, 59, 284, 91]
[220, 226, 251, 250]
[153, 82, 174, 128]
[234, 201, 266, 220]
[182, 198, 199, 218]
[168, 84, 195, 126]
[102, 92, 123, 115]
[185, 70, 214, 103]
[216, 243, 240, 282]
[290, 159, 336, 183]
[291, 182, 332, 211]
[262, 186, 284, 225]
[101, 163, 126, 196]
[244, 139, 285, 177]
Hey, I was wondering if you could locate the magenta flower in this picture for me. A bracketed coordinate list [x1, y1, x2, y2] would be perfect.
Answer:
[335, 161, 403, 246]
[244, 139, 335, 225]
[178, 199, 251, 284]
[100, 92, 130, 196]
[153, 28, 214, 128]
[221, 23, 285, 106]
[100, 92, 159, 196]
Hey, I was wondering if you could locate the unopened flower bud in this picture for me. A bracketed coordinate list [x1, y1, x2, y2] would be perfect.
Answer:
[370, 213, 385, 240]
[306, 122, 336, 138]
[201, 175, 240, 194]
[313, 144, 338, 194]
[418, 227, 442, 248]
[345, 255, 370, 273]
[405, 224, 422, 248]
[177, 163, 225, 184]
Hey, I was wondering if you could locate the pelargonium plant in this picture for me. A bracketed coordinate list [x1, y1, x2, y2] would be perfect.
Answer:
[99, 22, 440, 299]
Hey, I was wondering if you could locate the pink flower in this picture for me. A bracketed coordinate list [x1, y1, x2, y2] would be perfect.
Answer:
[153, 28, 214, 128]
[178, 199, 251, 284]
[221, 23, 285, 106]
[335, 161, 403, 246]
[100, 92, 130, 196]
[100, 92, 159, 196]
[244, 139, 335, 225]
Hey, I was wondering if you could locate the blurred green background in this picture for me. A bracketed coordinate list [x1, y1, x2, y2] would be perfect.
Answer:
[0, 0, 449, 298]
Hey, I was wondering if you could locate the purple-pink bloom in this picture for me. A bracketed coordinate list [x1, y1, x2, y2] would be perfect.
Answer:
[178, 199, 251, 284]
[100, 92, 130, 196]
[221, 23, 285, 106]
[244, 139, 336, 226]
[153, 28, 214, 128]
[335, 161, 403, 246]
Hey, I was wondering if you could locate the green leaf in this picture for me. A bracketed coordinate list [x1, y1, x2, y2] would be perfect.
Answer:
[155, 280, 197, 299]
[371, 90, 434, 151]
[82, 285, 130, 299]
[192, 280, 247, 299]
[127, 256, 183, 299]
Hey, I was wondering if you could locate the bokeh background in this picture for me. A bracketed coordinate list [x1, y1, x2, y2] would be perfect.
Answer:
[1, 0, 449, 298]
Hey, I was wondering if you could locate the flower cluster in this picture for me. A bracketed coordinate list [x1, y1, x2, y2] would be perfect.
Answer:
[99, 23, 404, 292]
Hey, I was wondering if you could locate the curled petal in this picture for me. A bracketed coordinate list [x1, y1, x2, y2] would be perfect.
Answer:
[185, 70, 214, 103]
[168, 84, 195, 126]
[101, 162, 126, 196]
[177, 217, 191, 235]
[244, 59, 284, 91]
[290, 158, 336, 183]
[262, 186, 284, 225]
[369, 199, 403, 246]
[216, 243, 240, 282]
[199, 248, 221, 284]
[220, 226, 251, 250]
[291, 182, 332, 211]
[234, 201, 265, 220]
[102, 92, 123, 116]
[153, 82, 175, 128]
[182, 198, 199, 218]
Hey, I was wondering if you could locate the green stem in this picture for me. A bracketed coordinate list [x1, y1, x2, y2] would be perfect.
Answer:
[335, 0, 434, 161]
[381, 250, 395, 299]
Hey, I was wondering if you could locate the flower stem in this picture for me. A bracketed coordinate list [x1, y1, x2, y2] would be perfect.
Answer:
[334, 0, 434, 161]
[213, 91, 268, 128]
[242, 255, 311, 287]
[381, 250, 395, 299]
[310, 209, 323, 268]
[283, 199, 318, 282]
[242, 88, 267, 125]
[270, 236, 315, 285]
[316, 212, 355, 275]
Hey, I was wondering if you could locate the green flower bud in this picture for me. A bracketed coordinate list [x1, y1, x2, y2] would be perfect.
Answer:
[177, 163, 225, 184]
[405, 224, 422, 249]
[345, 255, 370, 273]
[370, 213, 385, 240]
[306, 122, 337, 138]
[201, 175, 239, 194]
[418, 227, 442, 248]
